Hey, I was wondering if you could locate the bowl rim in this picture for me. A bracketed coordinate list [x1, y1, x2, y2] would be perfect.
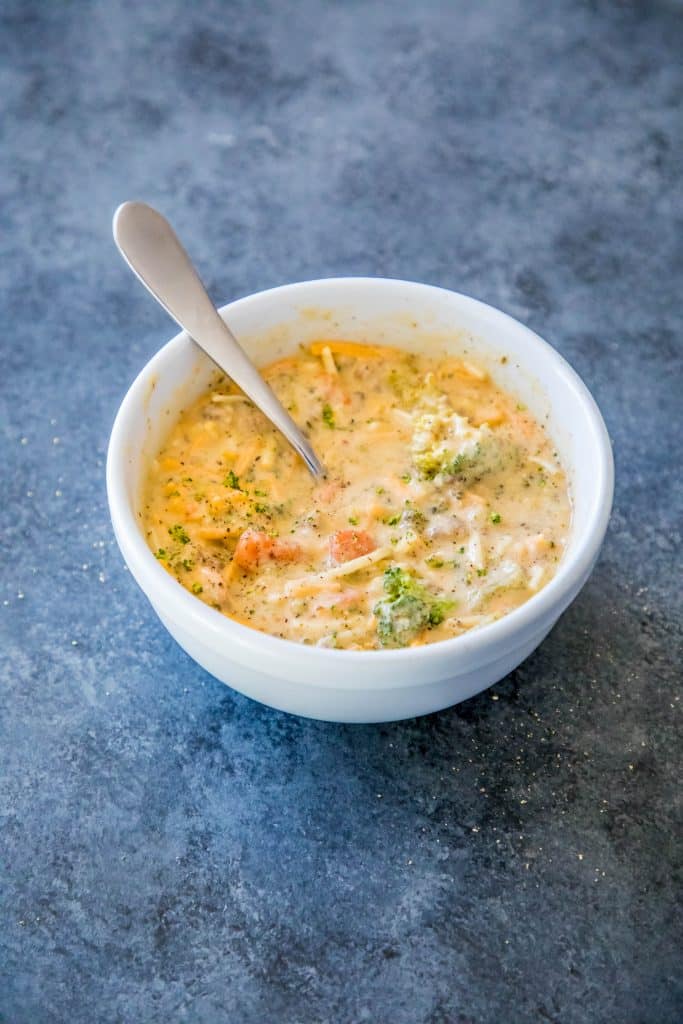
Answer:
[107, 276, 614, 678]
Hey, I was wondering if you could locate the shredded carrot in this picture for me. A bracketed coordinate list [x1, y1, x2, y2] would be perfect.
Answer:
[309, 339, 389, 359]
[167, 495, 187, 515]
[206, 492, 249, 517]
[196, 526, 241, 541]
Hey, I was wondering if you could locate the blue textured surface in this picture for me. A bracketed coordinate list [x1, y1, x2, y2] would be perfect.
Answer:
[1, 2, 681, 1022]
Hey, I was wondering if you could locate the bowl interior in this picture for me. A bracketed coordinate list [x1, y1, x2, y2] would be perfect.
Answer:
[116, 278, 610, 578]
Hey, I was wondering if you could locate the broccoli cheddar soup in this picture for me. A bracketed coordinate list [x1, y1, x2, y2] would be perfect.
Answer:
[143, 340, 571, 649]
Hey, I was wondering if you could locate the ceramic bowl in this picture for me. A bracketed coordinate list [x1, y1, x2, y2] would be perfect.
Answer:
[107, 278, 613, 722]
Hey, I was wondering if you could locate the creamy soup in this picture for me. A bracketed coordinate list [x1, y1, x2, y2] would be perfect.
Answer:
[143, 340, 571, 649]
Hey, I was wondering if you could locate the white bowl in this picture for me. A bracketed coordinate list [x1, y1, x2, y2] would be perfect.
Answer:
[107, 278, 613, 723]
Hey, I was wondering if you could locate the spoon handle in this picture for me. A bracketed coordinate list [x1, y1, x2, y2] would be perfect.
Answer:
[112, 201, 326, 479]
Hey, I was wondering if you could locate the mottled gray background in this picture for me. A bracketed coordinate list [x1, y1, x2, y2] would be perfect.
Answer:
[1, 1, 681, 1022]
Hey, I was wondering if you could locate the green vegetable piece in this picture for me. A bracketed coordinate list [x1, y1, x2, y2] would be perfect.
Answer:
[375, 593, 431, 648]
[428, 601, 451, 627]
[322, 403, 335, 429]
[224, 470, 241, 490]
[490, 512, 502, 524]
[154, 548, 167, 560]
[373, 566, 454, 648]
[168, 524, 190, 545]
[191, 582, 203, 595]
[411, 395, 509, 483]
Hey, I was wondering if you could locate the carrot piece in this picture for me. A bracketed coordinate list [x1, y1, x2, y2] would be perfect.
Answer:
[233, 529, 302, 571]
[329, 529, 375, 565]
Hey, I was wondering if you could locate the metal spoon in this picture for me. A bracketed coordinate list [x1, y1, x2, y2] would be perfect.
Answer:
[112, 201, 326, 480]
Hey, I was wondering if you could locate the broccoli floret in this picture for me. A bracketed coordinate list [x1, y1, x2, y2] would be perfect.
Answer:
[168, 524, 190, 544]
[322, 403, 335, 429]
[427, 600, 451, 627]
[373, 566, 454, 648]
[374, 593, 431, 647]
[382, 565, 421, 601]
[411, 395, 503, 483]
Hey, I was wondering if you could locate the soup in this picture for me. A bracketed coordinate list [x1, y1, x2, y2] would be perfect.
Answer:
[142, 340, 571, 649]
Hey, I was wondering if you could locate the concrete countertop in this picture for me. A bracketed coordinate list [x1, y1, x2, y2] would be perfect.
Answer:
[1, 2, 681, 1021]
